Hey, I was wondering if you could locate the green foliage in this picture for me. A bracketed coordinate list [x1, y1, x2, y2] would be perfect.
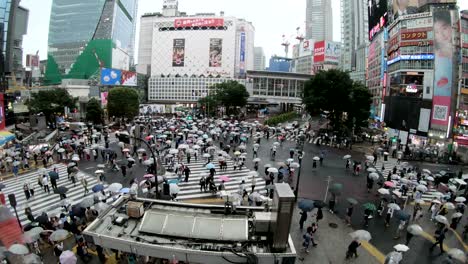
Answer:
[107, 88, 139, 119]
[198, 95, 219, 116]
[26, 89, 77, 122]
[213, 80, 250, 109]
[85, 98, 103, 124]
[264, 112, 298, 126]
[302, 69, 371, 133]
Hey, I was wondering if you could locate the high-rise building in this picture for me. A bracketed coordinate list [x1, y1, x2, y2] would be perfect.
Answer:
[0, 0, 28, 90]
[253, 47, 265, 71]
[45, 0, 138, 84]
[267, 56, 291, 72]
[305, 0, 333, 41]
[341, 0, 368, 83]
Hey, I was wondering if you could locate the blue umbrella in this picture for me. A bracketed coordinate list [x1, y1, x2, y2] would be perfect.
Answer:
[48, 171, 59, 180]
[92, 184, 104, 193]
[167, 179, 179, 184]
[394, 210, 410, 221]
[0, 183, 5, 190]
[206, 163, 215, 169]
[120, 188, 130, 194]
[298, 199, 315, 212]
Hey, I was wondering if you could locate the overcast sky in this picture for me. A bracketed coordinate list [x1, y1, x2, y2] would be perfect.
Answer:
[20, 0, 468, 66]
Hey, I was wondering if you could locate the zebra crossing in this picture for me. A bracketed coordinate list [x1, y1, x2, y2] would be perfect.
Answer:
[0, 164, 107, 225]
[163, 156, 267, 200]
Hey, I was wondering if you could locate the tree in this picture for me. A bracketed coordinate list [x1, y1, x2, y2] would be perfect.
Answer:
[212, 80, 249, 115]
[107, 87, 139, 119]
[198, 95, 219, 116]
[85, 98, 104, 124]
[26, 88, 76, 123]
[302, 69, 371, 133]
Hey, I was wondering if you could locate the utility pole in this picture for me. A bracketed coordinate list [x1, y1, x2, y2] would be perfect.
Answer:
[323, 176, 332, 202]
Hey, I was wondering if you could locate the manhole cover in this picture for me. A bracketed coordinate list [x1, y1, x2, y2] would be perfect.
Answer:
[329, 223, 338, 228]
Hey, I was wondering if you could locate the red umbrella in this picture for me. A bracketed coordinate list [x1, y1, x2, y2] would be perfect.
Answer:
[384, 181, 395, 188]
[219, 175, 231, 182]
[145, 135, 153, 140]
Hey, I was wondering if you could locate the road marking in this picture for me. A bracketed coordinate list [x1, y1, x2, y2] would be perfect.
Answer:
[85, 166, 94, 169]
[419, 230, 450, 251]
[448, 228, 468, 251]
[361, 241, 385, 264]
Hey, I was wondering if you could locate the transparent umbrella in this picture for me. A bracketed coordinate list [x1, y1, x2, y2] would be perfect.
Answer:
[406, 224, 423, 235]
[349, 230, 372, 241]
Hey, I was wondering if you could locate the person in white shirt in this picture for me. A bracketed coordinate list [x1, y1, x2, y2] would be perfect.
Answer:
[42, 175, 50, 193]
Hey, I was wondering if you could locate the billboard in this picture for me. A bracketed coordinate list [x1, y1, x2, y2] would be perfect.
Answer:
[101, 68, 122, 85]
[209, 38, 223, 67]
[431, 10, 454, 128]
[121, 70, 137, 86]
[368, 0, 388, 40]
[101, 92, 108, 106]
[313, 41, 325, 63]
[26, 54, 39, 67]
[0, 94, 4, 130]
[390, 0, 419, 21]
[172, 39, 185, 67]
[325, 41, 341, 64]
[299, 39, 314, 57]
[239, 32, 246, 74]
[174, 18, 224, 28]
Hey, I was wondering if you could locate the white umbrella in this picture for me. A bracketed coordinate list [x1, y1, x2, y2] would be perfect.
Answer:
[407, 224, 423, 235]
[253, 158, 261, 162]
[393, 244, 409, 252]
[143, 159, 154, 166]
[127, 157, 135, 162]
[416, 185, 427, 192]
[290, 162, 300, 168]
[435, 215, 448, 225]
[95, 170, 104, 174]
[425, 176, 434, 181]
[93, 202, 110, 213]
[267, 168, 279, 173]
[387, 203, 401, 210]
[169, 149, 179, 154]
[349, 230, 372, 241]
[57, 148, 65, 153]
[169, 183, 180, 195]
[50, 229, 69, 241]
[366, 156, 375, 161]
[419, 180, 427, 185]
[391, 174, 400, 180]
[452, 212, 463, 218]
[203, 153, 211, 158]
[23, 253, 42, 264]
[59, 250, 77, 264]
[264, 164, 272, 168]
[422, 169, 431, 174]
[368, 173, 379, 181]
[249, 171, 259, 177]
[118, 142, 125, 147]
[455, 197, 466, 203]
[71, 156, 80, 161]
[108, 183, 123, 193]
[343, 154, 351, 160]
[97, 164, 105, 169]
[24, 227, 44, 242]
[367, 168, 376, 172]
[137, 148, 146, 153]
[378, 188, 390, 195]
[447, 248, 466, 262]
[313, 156, 320, 161]
[8, 244, 29, 255]
[444, 202, 455, 210]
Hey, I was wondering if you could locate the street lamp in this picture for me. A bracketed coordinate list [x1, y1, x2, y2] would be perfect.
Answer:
[294, 135, 305, 202]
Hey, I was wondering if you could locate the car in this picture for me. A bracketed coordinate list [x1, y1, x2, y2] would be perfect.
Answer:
[447, 178, 467, 195]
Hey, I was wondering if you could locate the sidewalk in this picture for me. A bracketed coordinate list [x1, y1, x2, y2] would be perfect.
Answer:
[290, 207, 382, 264]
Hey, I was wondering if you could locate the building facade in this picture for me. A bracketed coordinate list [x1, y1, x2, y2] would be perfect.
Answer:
[253, 47, 265, 71]
[305, 0, 333, 41]
[140, 3, 255, 105]
[454, 10, 468, 148]
[45, 0, 137, 84]
[290, 39, 314, 75]
[267, 56, 291, 72]
[340, 0, 368, 83]
[312, 40, 341, 74]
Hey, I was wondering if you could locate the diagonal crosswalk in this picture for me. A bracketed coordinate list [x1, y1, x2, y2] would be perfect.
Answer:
[163, 155, 268, 200]
[0, 164, 106, 225]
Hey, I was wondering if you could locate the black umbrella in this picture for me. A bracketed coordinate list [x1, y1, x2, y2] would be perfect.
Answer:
[22, 222, 40, 232]
[71, 206, 85, 218]
[54, 186, 68, 195]
[35, 214, 49, 224]
[313, 200, 326, 208]
[0, 183, 5, 190]
[48, 171, 59, 180]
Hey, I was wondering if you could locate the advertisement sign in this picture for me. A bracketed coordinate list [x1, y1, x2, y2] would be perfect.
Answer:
[101, 68, 122, 85]
[172, 39, 185, 67]
[400, 40, 433, 47]
[174, 18, 224, 28]
[313, 41, 325, 63]
[299, 39, 314, 57]
[101, 92, 108, 106]
[239, 32, 246, 74]
[401, 30, 427, 40]
[121, 70, 137, 86]
[26, 54, 39, 67]
[431, 10, 454, 127]
[387, 54, 434, 65]
[0, 93, 4, 130]
[368, 0, 388, 40]
[390, 0, 419, 21]
[209, 38, 223, 67]
[325, 41, 341, 64]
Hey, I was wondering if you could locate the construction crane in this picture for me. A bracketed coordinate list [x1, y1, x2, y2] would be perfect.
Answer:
[295, 26, 304, 42]
[281, 34, 291, 57]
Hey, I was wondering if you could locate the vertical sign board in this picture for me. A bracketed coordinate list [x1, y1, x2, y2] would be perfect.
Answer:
[172, 39, 185, 67]
[239, 32, 246, 75]
[209, 38, 223, 67]
[431, 10, 453, 129]
[0, 93, 5, 130]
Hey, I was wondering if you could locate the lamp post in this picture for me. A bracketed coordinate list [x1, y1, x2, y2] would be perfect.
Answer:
[294, 135, 305, 202]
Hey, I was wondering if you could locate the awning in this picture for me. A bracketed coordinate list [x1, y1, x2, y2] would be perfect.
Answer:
[0, 131, 15, 146]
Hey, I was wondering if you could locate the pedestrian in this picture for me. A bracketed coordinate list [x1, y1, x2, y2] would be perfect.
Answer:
[199, 176, 206, 192]
[76, 237, 91, 262]
[412, 203, 422, 221]
[184, 166, 191, 182]
[121, 165, 127, 177]
[53, 242, 63, 257]
[315, 207, 323, 225]
[345, 203, 354, 226]
[251, 173, 256, 193]
[239, 180, 247, 199]
[430, 203, 439, 220]
[450, 214, 461, 230]
[364, 208, 372, 227]
[430, 228, 447, 254]
[345, 239, 361, 259]
[81, 177, 89, 196]
[96, 245, 106, 263]
[346, 159, 350, 169]
[328, 194, 336, 214]
[93, 149, 98, 161]
[42, 175, 50, 193]
[319, 152, 324, 166]
[394, 220, 406, 239]
[23, 182, 31, 200]
[50, 175, 58, 190]
[405, 231, 414, 245]
[385, 207, 394, 227]
[312, 160, 317, 168]
[218, 180, 225, 191]
[367, 177, 374, 193]
[70, 171, 76, 187]
[299, 210, 307, 230]
[301, 226, 317, 253]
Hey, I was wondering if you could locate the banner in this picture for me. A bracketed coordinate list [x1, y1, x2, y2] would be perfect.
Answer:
[174, 18, 224, 28]
[313, 41, 325, 63]
[172, 39, 185, 67]
[101, 68, 122, 85]
[209, 38, 223, 67]
[121, 70, 137, 86]
[101, 92, 108, 106]
[239, 32, 246, 74]
[325, 41, 341, 64]
[431, 10, 454, 128]
[0, 94, 4, 130]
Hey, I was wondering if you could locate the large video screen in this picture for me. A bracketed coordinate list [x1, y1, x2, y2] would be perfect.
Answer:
[368, 0, 388, 41]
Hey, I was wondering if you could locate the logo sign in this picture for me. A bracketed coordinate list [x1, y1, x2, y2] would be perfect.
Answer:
[313, 41, 325, 63]
[387, 54, 434, 65]
[401, 31, 427, 40]
[174, 18, 224, 28]
[240, 32, 246, 74]
[406, 84, 418, 93]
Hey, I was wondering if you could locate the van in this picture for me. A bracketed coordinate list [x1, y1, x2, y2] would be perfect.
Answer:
[448, 178, 467, 195]
[69, 122, 87, 132]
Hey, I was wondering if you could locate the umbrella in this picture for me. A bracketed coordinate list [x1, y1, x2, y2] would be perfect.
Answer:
[273, 142, 280, 146]
[248, 171, 258, 177]
[363, 203, 377, 211]
[167, 179, 179, 184]
[92, 184, 104, 193]
[455, 197, 466, 203]
[218, 175, 231, 182]
[419, 180, 427, 185]
[387, 203, 401, 210]
[50, 229, 69, 241]
[367, 168, 376, 172]
[394, 210, 410, 221]
[407, 224, 423, 235]
[59, 250, 77, 264]
[425, 176, 434, 181]
[143, 159, 153, 166]
[137, 148, 146, 153]
[54, 186, 68, 195]
[23, 227, 44, 242]
[298, 199, 315, 212]
[95, 170, 104, 174]
[122, 148, 130, 152]
[252, 158, 261, 162]
[94, 202, 110, 213]
[234, 151, 241, 156]
[391, 174, 401, 180]
[368, 172, 379, 180]
[346, 198, 358, 205]
[127, 157, 135, 162]
[366, 156, 375, 161]
[384, 181, 395, 188]
[120, 187, 130, 194]
[67, 162, 76, 168]
[435, 215, 449, 225]
[23, 253, 42, 264]
[452, 212, 463, 218]
[144, 174, 154, 178]
[71, 156, 80, 161]
[393, 244, 409, 252]
[444, 202, 455, 210]
[349, 230, 372, 241]
[35, 214, 49, 224]
[277, 161, 286, 167]
[97, 164, 105, 169]
[343, 154, 351, 160]
[202, 153, 211, 158]
[312, 156, 320, 161]
[108, 183, 123, 193]
[267, 168, 278, 173]
[447, 248, 466, 262]
[313, 200, 326, 208]
[48, 171, 59, 180]
[378, 188, 390, 195]
[169, 149, 179, 154]
[8, 244, 29, 255]
[415, 184, 427, 192]
[330, 183, 343, 195]
[439, 170, 447, 176]
[432, 199, 442, 204]
[290, 162, 300, 168]
[264, 164, 272, 168]
[57, 148, 65, 153]
[206, 163, 215, 169]
[79, 197, 95, 208]
[414, 199, 425, 205]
